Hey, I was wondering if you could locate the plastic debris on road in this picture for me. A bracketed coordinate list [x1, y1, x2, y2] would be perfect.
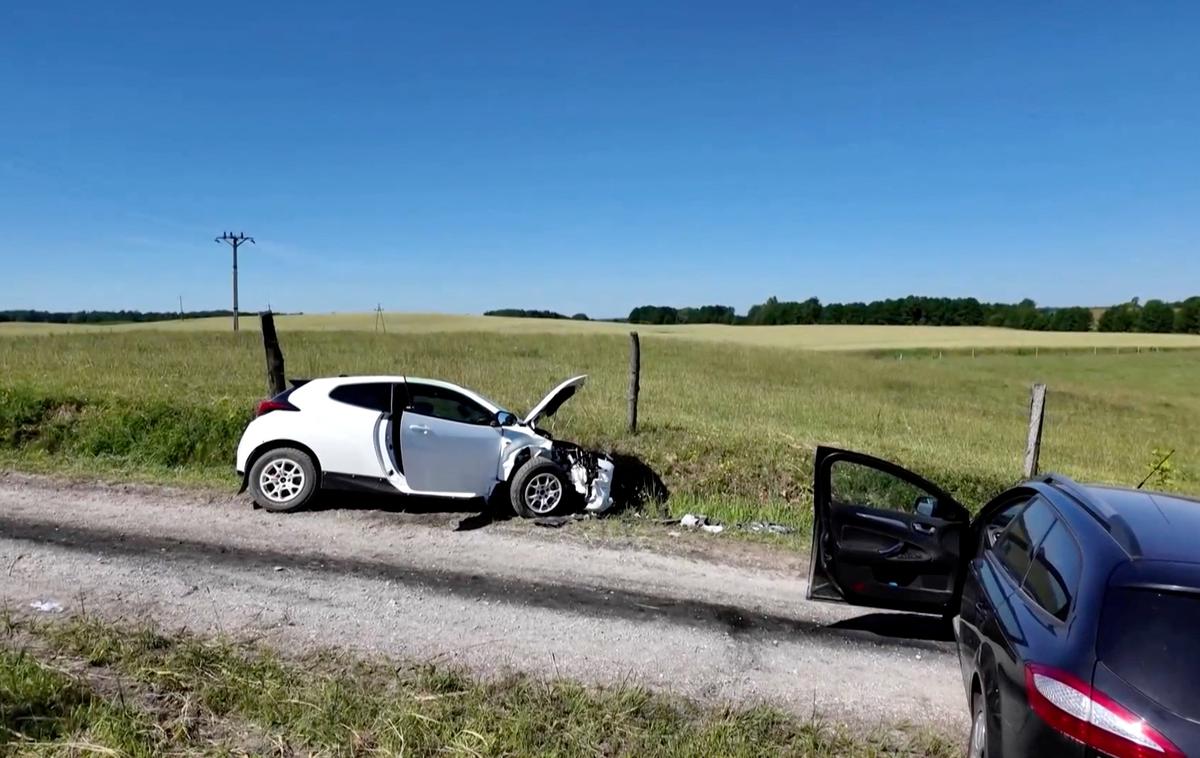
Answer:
[30, 600, 64, 613]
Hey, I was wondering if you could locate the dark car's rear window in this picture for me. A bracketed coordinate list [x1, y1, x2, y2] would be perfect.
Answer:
[1098, 587, 1200, 719]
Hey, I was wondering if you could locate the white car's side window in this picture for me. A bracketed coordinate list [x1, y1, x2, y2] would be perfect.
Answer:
[405, 384, 494, 426]
[328, 382, 394, 413]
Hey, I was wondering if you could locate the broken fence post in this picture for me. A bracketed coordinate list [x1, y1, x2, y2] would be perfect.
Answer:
[260, 311, 287, 398]
[628, 331, 641, 434]
[1023, 383, 1047, 479]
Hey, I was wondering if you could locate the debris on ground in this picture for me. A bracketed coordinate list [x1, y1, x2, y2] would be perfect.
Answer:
[534, 514, 588, 528]
[30, 599, 64, 613]
[738, 521, 796, 535]
[678, 513, 725, 534]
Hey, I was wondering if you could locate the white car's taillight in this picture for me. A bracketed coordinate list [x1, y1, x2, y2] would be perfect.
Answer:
[1025, 663, 1184, 758]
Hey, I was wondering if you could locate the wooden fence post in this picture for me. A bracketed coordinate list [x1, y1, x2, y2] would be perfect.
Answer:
[628, 331, 641, 434]
[260, 311, 287, 398]
[1023, 383, 1047, 478]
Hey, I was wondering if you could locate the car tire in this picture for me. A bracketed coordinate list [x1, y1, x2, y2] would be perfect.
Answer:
[510, 458, 575, 519]
[967, 690, 988, 758]
[248, 447, 318, 513]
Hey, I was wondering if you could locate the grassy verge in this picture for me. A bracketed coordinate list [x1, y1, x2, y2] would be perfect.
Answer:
[1, 614, 959, 757]
[0, 648, 166, 756]
[3, 329, 1199, 532]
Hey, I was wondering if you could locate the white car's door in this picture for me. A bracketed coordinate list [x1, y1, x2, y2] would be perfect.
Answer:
[399, 382, 503, 495]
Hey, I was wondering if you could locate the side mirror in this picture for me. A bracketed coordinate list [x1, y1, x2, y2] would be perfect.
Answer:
[914, 495, 937, 518]
[495, 411, 518, 427]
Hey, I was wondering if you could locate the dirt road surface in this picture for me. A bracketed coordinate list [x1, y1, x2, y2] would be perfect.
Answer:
[0, 473, 968, 737]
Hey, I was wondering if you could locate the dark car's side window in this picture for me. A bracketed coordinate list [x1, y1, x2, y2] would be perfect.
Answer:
[1022, 521, 1081, 621]
[406, 383, 494, 426]
[993, 496, 1055, 584]
[329, 382, 394, 413]
[980, 497, 1031, 553]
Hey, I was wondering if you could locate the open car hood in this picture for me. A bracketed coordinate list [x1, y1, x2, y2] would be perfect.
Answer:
[523, 375, 587, 426]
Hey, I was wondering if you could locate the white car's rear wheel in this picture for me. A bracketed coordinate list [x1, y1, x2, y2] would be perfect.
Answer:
[510, 458, 574, 518]
[249, 447, 318, 513]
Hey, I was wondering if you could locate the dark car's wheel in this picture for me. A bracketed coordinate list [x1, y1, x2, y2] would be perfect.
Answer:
[510, 458, 575, 518]
[249, 447, 318, 513]
[968, 691, 988, 758]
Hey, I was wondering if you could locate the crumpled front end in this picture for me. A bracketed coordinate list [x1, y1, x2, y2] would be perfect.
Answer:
[499, 430, 617, 514]
[558, 443, 616, 513]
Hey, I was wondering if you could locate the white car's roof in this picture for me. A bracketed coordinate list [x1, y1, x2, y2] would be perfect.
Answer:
[300, 374, 583, 422]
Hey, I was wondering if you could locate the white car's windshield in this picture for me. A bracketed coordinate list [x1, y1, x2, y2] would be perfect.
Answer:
[473, 390, 512, 418]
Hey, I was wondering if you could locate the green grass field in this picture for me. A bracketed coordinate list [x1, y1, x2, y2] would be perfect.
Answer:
[2, 317, 1198, 529]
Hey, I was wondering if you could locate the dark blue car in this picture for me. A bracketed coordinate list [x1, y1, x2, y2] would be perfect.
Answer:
[808, 446, 1197, 758]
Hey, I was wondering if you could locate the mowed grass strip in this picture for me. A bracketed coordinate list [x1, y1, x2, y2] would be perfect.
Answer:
[1, 614, 958, 757]
[1, 329, 1198, 528]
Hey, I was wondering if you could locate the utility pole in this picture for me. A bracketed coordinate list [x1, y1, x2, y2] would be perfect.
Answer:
[215, 231, 255, 332]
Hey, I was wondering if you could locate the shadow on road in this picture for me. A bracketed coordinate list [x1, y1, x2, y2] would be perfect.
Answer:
[1, 513, 952, 653]
[829, 612, 954, 642]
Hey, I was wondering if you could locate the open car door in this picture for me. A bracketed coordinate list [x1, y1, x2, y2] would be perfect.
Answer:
[808, 446, 969, 616]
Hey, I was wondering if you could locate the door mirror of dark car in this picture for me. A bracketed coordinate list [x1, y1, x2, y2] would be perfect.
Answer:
[495, 411, 518, 427]
[914, 495, 938, 517]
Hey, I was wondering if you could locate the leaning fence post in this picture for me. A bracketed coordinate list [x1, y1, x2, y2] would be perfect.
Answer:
[1023, 383, 1047, 478]
[628, 331, 641, 434]
[260, 311, 287, 398]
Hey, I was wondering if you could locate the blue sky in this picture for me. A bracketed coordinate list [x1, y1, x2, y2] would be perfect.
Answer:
[1, 2, 1197, 316]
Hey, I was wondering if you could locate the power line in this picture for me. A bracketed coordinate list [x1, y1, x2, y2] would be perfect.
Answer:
[214, 231, 255, 332]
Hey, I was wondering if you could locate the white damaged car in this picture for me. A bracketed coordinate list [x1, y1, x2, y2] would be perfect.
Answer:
[235, 374, 615, 517]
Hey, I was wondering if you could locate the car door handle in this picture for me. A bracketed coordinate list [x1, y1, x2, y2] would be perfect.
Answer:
[408, 424, 430, 434]
[912, 523, 937, 535]
[878, 542, 905, 558]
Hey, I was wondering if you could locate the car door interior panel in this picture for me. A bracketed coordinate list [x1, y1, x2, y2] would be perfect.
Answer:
[809, 447, 970, 615]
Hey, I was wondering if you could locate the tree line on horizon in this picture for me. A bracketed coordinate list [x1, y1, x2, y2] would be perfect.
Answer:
[483, 309, 591, 321]
[0, 309, 242, 325]
[626, 295, 1200, 334]
[8, 297, 1200, 334]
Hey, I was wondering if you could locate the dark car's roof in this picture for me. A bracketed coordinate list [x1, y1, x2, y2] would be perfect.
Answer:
[1081, 485, 1200, 563]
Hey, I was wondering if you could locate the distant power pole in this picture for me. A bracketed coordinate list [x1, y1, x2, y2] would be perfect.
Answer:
[214, 231, 255, 332]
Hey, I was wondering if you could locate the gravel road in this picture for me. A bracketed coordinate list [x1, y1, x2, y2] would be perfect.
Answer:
[0, 473, 968, 736]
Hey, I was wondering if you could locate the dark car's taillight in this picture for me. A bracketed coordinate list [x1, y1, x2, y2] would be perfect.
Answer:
[255, 399, 298, 416]
[1025, 663, 1184, 758]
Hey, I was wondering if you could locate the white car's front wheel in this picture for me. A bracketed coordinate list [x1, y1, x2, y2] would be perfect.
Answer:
[249, 447, 318, 513]
[510, 458, 574, 518]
